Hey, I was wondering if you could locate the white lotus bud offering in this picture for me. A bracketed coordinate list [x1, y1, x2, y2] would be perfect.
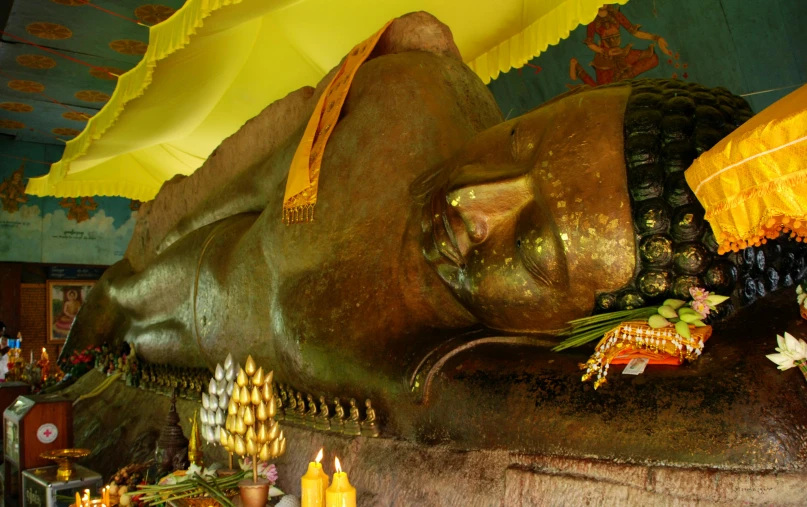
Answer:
[208, 378, 217, 396]
[225, 364, 235, 381]
[200, 409, 209, 425]
[202, 393, 210, 410]
[205, 425, 216, 443]
[217, 379, 228, 396]
[226, 380, 234, 396]
[215, 408, 225, 426]
[224, 353, 233, 370]
[215, 363, 225, 381]
[209, 394, 218, 410]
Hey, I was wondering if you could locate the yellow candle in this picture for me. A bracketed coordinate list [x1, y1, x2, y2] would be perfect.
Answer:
[103, 486, 109, 507]
[325, 457, 355, 507]
[301, 448, 328, 507]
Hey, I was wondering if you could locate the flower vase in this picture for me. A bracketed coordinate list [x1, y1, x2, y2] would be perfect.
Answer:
[239, 478, 269, 507]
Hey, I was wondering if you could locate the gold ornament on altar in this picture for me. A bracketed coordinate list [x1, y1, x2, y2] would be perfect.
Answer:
[188, 410, 204, 467]
[228, 355, 286, 484]
[40, 448, 90, 480]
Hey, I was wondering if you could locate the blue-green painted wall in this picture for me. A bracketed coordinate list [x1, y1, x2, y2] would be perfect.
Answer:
[488, 0, 807, 118]
[0, 139, 136, 264]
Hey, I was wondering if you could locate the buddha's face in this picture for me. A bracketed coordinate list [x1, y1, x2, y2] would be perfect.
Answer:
[422, 86, 637, 333]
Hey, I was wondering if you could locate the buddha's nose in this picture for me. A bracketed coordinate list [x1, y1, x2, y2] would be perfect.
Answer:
[444, 167, 533, 253]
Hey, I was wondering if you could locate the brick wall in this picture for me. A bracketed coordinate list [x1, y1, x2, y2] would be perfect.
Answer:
[19, 284, 60, 363]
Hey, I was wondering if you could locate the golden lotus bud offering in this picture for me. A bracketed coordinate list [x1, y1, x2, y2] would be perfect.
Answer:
[245, 356, 257, 376]
[256, 401, 268, 422]
[253, 367, 264, 387]
[235, 436, 246, 455]
[228, 355, 287, 489]
[267, 396, 276, 418]
[259, 443, 271, 462]
[237, 369, 248, 387]
[257, 422, 269, 443]
[244, 406, 255, 426]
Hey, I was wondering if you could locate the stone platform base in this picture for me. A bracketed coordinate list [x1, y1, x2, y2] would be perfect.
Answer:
[63, 371, 806, 506]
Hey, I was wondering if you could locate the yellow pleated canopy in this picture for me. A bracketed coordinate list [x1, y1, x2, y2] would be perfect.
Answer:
[26, 0, 628, 201]
[686, 84, 807, 253]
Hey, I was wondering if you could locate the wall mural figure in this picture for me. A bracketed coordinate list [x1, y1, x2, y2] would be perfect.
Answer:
[569, 4, 672, 86]
[59, 196, 98, 223]
[0, 164, 28, 213]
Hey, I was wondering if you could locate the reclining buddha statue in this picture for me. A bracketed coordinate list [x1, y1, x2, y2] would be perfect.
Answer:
[65, 13, 807, 470]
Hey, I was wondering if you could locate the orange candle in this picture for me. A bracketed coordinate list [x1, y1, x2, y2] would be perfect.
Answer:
[325, 457, 356, 507]
[301, 448, 328, 507]
[75, 492, 81, 507]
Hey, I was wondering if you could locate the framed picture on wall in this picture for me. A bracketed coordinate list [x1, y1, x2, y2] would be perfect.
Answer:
[46, 280, 95, 344]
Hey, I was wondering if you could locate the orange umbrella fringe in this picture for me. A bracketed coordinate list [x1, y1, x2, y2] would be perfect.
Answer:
[715, 216, 807, 254]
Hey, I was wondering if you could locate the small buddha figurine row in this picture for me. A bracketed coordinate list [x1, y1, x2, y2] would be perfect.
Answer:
[274, 384, 379, 437]
[137, 363, 209, 401]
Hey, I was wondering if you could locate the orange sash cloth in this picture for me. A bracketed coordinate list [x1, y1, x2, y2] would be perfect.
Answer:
[610, 331, 713, 366]
[282, 20, 394, 225]
[611, 350, 684, 366]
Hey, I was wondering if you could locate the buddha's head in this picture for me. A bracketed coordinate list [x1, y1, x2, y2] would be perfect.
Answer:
[421, 78, 804, 334]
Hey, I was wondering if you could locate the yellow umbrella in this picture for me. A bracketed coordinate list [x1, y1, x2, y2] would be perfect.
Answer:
[26, 0, 627, 201]
[686, 84, 807, 254]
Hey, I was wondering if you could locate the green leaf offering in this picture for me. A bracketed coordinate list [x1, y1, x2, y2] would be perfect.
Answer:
[662, 299, 686, 310]
[657, 306, 678, 319]
[705, 294, 729, 306]
[679, 312, 700, 323]
[648, 314, 670, 328]
[675, 320, 691, 338]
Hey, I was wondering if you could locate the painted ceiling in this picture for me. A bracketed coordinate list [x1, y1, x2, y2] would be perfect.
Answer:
[0, 0, 187, 145]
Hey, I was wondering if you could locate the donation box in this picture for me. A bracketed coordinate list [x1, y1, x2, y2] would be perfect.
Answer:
[3, 395, 73, 507]
[22, 465, 102, 507]
[0, 383, 32, 461]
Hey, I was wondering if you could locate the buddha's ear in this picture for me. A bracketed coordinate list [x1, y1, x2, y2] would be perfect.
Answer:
[372, 12, 462, 62]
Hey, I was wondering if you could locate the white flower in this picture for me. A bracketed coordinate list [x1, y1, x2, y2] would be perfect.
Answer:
[767, 332, 807, 370]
